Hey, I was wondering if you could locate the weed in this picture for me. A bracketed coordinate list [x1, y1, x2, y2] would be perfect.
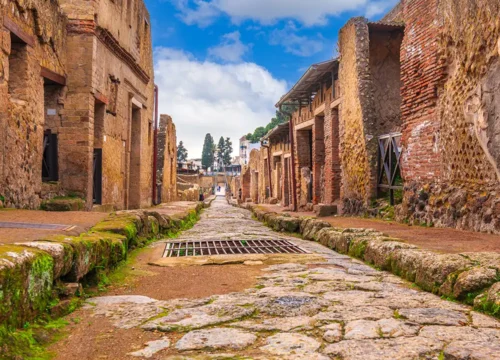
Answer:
[393, 310, 404, 319]
[0, 318, 70, 360]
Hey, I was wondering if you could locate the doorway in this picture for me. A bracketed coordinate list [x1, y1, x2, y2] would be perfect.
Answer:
[128, 104, 142, 209]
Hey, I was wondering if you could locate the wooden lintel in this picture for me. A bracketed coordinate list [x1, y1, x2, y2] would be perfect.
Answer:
[3, 16, 35, 47]
[41, 67, 66, 85]
[94, 91, 109, 105]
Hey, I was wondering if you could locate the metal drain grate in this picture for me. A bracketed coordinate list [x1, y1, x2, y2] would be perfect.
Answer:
[163, 239, 308, 257]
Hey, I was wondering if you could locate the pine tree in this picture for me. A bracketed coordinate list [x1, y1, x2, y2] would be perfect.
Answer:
[177, 141, 188, 163]
[223, 137, 233, 166]
[217, 136, 225, 171]
[201, 134, 214, 170]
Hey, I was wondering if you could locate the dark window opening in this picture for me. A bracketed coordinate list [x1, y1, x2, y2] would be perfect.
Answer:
[42, 131, 58, 182]
[93, 149, 103, 205]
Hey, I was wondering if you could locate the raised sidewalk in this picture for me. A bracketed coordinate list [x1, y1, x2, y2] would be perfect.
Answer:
[0, 198, 214, 328]
[231, 200, 500, 317]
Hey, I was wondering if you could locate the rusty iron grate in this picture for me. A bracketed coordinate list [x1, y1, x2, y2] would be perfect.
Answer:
[163, 239, 309, 257]
[0, 222, 75, 231]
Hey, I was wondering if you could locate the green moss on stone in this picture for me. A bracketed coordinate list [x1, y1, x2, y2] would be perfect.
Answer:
[0, 246, 55, 328]
[348, 239, 367, 259]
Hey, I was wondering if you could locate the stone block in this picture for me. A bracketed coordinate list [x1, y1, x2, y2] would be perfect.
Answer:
[451, 267, 497, 299]
[314, 204, 338, 217]
[302, 220, 331, 241]
[17, 241, 74, 279]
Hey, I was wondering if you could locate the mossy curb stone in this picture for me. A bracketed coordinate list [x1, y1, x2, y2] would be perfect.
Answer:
[0, 246, 54, 328]
[0, 201, 207, 329]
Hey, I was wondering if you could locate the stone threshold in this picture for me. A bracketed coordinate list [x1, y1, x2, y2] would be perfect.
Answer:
[150, 253, 327, 267]
[0, 197, 215, 329]
[231, 200, 500, 318]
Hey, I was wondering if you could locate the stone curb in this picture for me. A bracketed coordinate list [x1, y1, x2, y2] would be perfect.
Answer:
[0, 201, 207, 328]
[230, 200, 500, 317]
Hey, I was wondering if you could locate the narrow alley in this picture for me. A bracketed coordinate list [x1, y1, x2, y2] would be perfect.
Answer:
[50, 198, 500, 359]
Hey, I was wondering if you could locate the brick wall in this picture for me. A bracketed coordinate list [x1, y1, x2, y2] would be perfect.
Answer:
[398, 0, 500, 233]
[312, 116, 325, 205]
[0, 0, 155, 210]
[400, 0, 443, 182]
[323, 105, 341, 204]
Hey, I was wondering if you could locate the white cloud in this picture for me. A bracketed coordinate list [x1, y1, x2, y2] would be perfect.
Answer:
[154, 47, 287, 158]
[208, 31, 250, 62]
[173, 0, 220, 27]
[172, 0, 398, 27]
[269, 22, 324, 57]
[365, 1, 398, 18]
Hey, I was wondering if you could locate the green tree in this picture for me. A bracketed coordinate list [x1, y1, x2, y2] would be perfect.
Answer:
[217, 136, 225, 171]
[177, 141, 188, 163]
[201, 134, 214, 169]
[246, 104, 298, 143]
[223, 137, 233, 167]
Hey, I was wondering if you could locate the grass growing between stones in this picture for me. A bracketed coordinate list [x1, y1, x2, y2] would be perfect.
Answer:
[0, 318, 69, 360]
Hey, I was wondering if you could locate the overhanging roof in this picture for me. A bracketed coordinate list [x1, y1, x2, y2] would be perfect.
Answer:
[276, 58, 339, 108]
[262, 121, 289, 141]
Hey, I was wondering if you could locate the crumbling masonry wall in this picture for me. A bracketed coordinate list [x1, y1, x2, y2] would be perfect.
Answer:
[398, 0, 500, 233]
[0, 0, 67, 208]
[338, 19, 372, 214]
[338, 18, 403, 215]
[157, 114, 177, 203]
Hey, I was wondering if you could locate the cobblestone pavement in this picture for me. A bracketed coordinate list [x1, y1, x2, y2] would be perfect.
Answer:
[84, 198, 500, 359]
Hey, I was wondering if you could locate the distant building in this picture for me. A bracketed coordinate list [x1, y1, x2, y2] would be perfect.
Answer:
[239, 136, 261, 166]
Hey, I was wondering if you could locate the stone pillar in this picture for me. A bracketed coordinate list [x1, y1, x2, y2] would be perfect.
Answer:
[59, 33, 95, 209]
[323, 105, 341, 204]
[312, 116, 325, 205]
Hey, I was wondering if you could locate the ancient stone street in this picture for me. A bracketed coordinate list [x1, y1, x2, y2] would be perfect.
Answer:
[65, 198, 500, 359]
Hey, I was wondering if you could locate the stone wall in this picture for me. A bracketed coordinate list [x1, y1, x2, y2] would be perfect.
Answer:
[0, 0, 67, 209]
[268, 128, 292, 207]
[338, 19, 372, 214]
[397, 0, 500, 233]
[157, 114, 177, 203]
[0, 0, 155, 211]
[338, 19, 404, 215]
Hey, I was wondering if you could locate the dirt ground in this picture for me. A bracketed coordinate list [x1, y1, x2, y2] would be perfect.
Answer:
[0, 201, 201, 245]
[49, 242, 264, 359]
[0, 209, 109, 244]
[259, 204, 500, 254]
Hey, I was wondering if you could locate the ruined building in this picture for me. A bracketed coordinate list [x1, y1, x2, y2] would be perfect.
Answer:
[238, 0, 500, 234]
[156, 115, 177, 203]
[0, 0, 176, 210]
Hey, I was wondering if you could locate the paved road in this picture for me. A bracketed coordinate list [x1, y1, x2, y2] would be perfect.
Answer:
[79, 198, 500, 359]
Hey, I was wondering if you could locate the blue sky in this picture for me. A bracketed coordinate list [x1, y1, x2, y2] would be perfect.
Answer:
[147, 0, 398, 157]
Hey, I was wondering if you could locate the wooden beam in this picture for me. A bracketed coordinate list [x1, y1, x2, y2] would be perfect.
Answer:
[3, 16, 35, 47]
[41, 67, 66, 85]
[94, 90, 109, 105]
